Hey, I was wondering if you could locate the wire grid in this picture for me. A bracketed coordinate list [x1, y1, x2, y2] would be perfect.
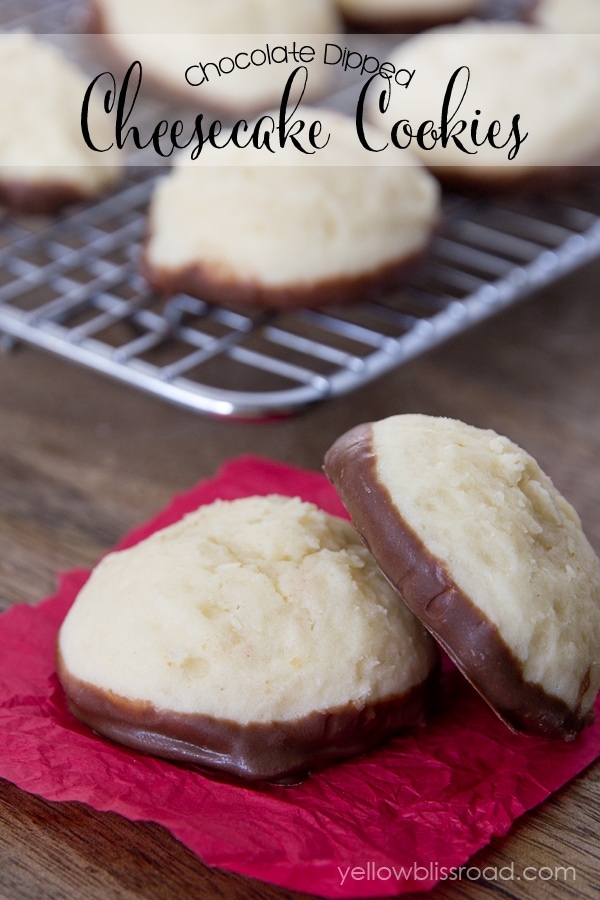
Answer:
[1, 1, 600, 418]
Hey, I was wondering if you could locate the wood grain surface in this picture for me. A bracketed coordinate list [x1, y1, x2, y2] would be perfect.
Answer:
[1, 255, 599, 899]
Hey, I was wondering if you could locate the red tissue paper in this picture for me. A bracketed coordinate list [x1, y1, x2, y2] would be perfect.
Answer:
[0, 455, 599, 898]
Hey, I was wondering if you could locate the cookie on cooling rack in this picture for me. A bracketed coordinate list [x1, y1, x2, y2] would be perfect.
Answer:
[89, 0, 340, 116]
[141, 108, 441, 310]
[367, 21, 600, 190]
[0, 32, 121, 215]
[56, 494, 439, 781]
[332, 0, 483, 32]
[324, 414, 600, 740]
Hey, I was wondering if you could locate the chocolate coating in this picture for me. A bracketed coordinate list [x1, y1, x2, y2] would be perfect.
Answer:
[140, 241, 431, 312]
[324, 422, 595, 740]
[338, 5, 483, 34]
[56, 648, 438, 781]
[421, 162, 600, 196]
[0, 179, 91, 216]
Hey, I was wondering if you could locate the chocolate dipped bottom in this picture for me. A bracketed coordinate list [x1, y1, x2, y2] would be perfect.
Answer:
[0, 179, 103, 217]
[57, 650, 437, 782]
[140, 242, 432, 312]
[324, 421, 598, 740]
[335, 1, 483, 34]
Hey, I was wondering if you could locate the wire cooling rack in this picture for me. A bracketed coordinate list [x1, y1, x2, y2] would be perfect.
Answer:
[1, 1, 600, 418]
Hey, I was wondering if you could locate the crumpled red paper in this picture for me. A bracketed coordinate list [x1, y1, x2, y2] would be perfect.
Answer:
[0, 455, 599, 898]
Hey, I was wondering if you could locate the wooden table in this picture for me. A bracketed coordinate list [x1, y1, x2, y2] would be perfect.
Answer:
[0, 252, 599, 899]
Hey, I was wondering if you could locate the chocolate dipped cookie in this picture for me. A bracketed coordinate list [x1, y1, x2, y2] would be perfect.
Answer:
[89, 0, 340, 116]
[57, 494, 438, 781]
[367, 21, 600, 190]
[0, 32, 121, 214]
[141, 109, 440, 310]
[324, 414, 600, 740]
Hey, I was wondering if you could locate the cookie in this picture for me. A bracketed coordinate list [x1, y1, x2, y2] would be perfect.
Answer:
[332, 0, 482, 32]
[141, 109, 440, 310]
[89, 0, 340, 116]
[0, 32, 121, 214]
[56, 494, 438, 781]
[531, 0, 600, 33]
[324, 414, 600, 740]
[367, 21, 600, 189]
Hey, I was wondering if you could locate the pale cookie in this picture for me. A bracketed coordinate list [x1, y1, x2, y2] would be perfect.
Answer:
[367, 21, 600, 188]
[142, 109, 441, 310]
[0, 32, 121, 214]
[57, 494, 438, 780]
[324, 414, 600, 740]
[90, 0, 340, 116]
[531, 0, 600, 33]
[530, 0, 600, 55]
